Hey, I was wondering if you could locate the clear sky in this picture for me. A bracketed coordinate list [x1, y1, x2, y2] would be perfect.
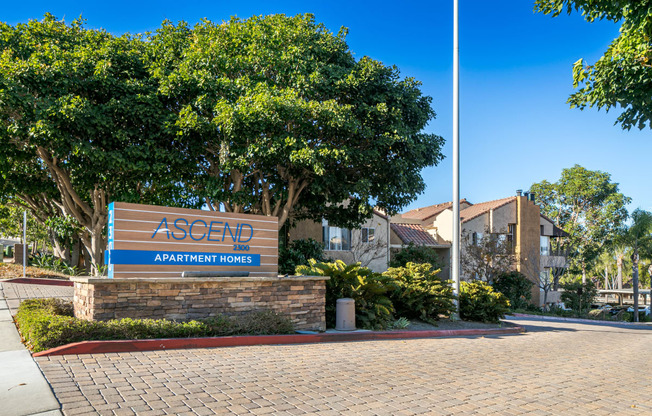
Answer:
[5, 1, 650, 214]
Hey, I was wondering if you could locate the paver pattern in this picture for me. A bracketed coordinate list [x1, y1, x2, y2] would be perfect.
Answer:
[36, 319, 652, 415]
[1, 281, 73, 314]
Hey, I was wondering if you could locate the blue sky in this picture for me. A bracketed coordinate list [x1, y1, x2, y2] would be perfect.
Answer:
[5, 1, 650, 214]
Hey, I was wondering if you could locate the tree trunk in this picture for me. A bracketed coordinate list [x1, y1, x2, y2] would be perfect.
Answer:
[632, 251, 639, 323]
[617, 256, 623, 289]
[604, 266, 609, 290]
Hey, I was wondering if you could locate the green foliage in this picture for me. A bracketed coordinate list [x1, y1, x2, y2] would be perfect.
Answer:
[31, 253, 81, 276]
[389, 243, 442, 269]
[390, 317, 411, 330]
[383, 262, 455, 323]
[458, 281, 510, 324]
[279, 238, 328, 275]
[16, 299, 294, 353]
[152, 14, 445, 229]
[535, 1, 652, 129]
[0, 15, 199, 272]
[493, 271, 533, 310]
[531, 165, 630, 279]
[296, 259, 394, 329]
[560, 280, 598, 313]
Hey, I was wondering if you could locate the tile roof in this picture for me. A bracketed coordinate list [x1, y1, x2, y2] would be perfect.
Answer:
[460, 197, 516, 223]
[391, 223, 439, 246]
[402, 199, 469, 221]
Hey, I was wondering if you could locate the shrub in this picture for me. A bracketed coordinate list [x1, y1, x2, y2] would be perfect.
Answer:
[296, 259, 395, 330]
[390, 243, 442, 269]
[383, 262, 455, 323]
[560, 280, 598, 313]
[15, 299, 295, 352]
[279, 238, 328, 275]
[492, 271, 533, 310]
[459, 281, 510, 323]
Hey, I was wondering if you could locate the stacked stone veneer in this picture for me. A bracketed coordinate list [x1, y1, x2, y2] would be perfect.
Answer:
[71, 276, 329, 331]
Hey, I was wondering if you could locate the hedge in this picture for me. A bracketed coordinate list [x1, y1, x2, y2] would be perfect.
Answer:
[15, 298, 295, 352]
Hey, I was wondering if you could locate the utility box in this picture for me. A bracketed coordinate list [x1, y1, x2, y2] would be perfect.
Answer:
[335, 298, 355, 331]
[14, 243, 27, 265]
[0, 244, 3, 262]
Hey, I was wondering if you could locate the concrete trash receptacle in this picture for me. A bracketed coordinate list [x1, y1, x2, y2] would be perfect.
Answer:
[335, 298, 355, 331]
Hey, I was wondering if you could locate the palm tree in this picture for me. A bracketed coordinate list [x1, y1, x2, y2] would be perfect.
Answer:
[618, 209, 652, 322]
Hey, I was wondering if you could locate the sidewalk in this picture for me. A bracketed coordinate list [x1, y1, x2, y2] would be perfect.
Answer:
[0, 282, 62, 416]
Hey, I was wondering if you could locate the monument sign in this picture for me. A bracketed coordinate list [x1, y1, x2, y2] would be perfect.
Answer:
[105, 202, 278, 278]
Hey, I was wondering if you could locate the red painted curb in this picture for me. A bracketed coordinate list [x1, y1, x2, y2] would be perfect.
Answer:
[3, 278, 73, 286]
[33, 326, 525, 357]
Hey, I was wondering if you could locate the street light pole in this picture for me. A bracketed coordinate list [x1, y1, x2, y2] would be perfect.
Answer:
[452, 0, 461, 315]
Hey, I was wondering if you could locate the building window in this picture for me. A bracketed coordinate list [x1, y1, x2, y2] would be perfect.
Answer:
[472, 232, 483, 246]
[540, 236, 550, 256]
[362, 227, 375, 243]
[507, 224, 516, 252]
[322, 219, 351, 251]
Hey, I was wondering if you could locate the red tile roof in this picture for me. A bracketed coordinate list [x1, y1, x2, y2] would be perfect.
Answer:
[460, 197, 515, 223]
[391, 223, 439, 246]
[402, 199, 469, 221]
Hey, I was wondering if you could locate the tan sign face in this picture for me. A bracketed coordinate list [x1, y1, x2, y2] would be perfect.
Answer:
[106, 202, 278, 278]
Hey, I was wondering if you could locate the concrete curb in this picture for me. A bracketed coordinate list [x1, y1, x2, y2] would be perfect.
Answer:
[33, 326, 525, 357]
[509, 313, 652, 326]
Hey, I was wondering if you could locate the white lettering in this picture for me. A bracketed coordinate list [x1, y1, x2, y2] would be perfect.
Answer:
[155, 254, 162, 262]
[162, 254, 170, 261]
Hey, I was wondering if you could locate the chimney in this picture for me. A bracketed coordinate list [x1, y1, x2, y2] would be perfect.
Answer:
[516, 189, 522, 197]
[529, 192, 536, 202]
[524, 191, 530, 199]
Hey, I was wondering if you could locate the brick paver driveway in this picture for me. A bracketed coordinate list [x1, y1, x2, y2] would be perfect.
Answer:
[36, 318, 651, 416]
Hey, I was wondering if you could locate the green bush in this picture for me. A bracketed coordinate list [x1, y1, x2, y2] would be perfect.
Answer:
[492, 271, 533, 310]
[389, 243, 442, 269]
[560, 280, 597, 313]
[15, 299, 295, 352]
[459, 281, 510, 323]
[296, 259, 395, 330]
[279, 238, 328, 275]
[383, 262, 455, 323]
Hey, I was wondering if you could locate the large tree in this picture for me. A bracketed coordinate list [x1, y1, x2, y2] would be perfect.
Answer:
[530, 165, 630, 283]
[152, 14, 445, 230]
[0, 15, 193, 274]
[535, 0, 652, 129]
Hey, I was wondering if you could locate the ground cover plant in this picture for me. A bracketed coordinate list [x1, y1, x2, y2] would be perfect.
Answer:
[296, 259, 395, 330]
[383, 262, 455, 324]
[459, 281, 510, 323]
[15, 299, 294, 352]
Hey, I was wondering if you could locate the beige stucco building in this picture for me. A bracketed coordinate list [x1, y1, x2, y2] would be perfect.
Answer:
[288, 192, 568, 305]
[289, 210, 391, 273]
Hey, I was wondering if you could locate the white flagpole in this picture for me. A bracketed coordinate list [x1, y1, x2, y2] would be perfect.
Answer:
[452, 0, 461, 314]
[23, 210, 27, 278]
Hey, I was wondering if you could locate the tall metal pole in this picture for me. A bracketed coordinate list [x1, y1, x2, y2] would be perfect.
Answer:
[23, 210, 27, 278]
[452, 0, 461, 314]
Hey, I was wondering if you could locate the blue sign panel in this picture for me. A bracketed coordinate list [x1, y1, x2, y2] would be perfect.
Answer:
[108, 249, 261, 267]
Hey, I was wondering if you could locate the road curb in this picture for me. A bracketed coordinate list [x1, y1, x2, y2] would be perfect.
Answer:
[33, 326, 525, 357]
[509, 313, 652, 326]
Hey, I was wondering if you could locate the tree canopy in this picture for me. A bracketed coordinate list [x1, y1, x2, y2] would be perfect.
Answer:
[0, 14, 444, 273]
[152, 14, 444, 230]
[0, 14, 196, 272]
[530, 165, 630, 277]
[535, 0, 652, 129]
